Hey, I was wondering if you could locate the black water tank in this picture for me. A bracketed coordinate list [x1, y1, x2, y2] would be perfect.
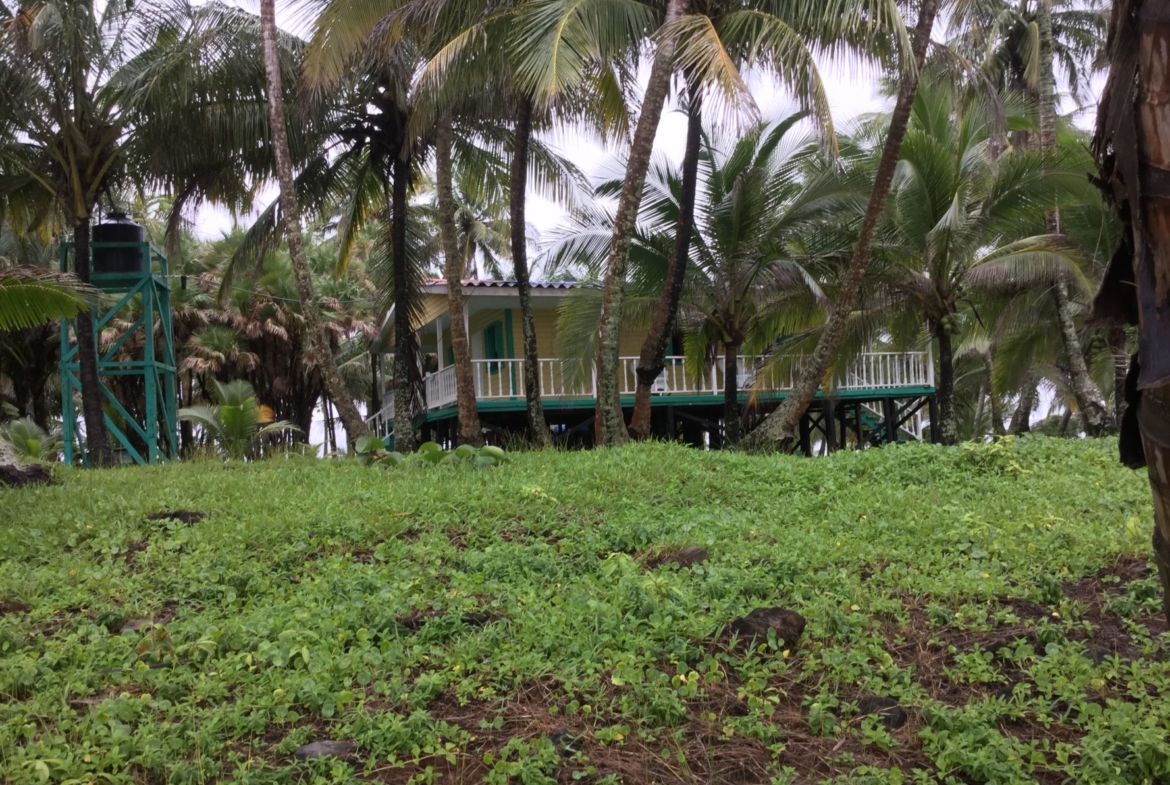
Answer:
[92, 212, 145, 274]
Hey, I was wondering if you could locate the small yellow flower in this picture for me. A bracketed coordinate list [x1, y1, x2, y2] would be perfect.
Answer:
[452, 664, 461, 671]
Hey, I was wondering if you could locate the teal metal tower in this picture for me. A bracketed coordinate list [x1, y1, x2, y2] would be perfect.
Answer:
[59, 234, 178, 464]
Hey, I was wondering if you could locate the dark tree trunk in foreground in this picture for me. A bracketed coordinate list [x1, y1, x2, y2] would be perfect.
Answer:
[260, 0, 369, 447]
[72, 219, 115, 466]
[741, 0, 940, 449]
[1091, 0, 1170, 625]
[511, 94, 551, 447]
[723, 341, 742, 446]
[391, 155, 417, 454]
[594, 0, 689, 446]
[369, 351, 382, 421]
[435, 115, 483, 447]
[630, 82, 703, 439]
[934, 325, 957, 445]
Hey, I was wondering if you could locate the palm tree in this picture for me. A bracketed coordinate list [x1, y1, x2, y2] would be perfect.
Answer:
[0, 267, 95, 331]
[1037, 0, 1110, 435]
[553, 116, 855, 445]
[0, 417, 63, 463]
[0, 0, 163, 465]
[258, 0, 370, 447]
[628, 83, 705, 438]
[1091, 0, 1170, 624]
[227, 25, 424, 453]
[949, 0, 1111, 433]
[392, 0, 593, 448]
[0, 0, 297, 465]
[299, 0, 587, 448]
[0, 230, 68, 427]
[178, 379, 300, 460]
[587, 0, 688, 446]
[742, 0, 940, 449]
[818, 87, 1093, 444]
[648, 119, 850, 445]
[629, 0, 908, 438]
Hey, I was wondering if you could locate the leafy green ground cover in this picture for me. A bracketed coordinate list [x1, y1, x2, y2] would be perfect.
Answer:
[1, 438, 1167, 785]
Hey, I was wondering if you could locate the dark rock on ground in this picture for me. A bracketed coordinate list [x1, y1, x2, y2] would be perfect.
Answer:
[856, 696, 907, 729]
[984, 634, 1038, 660]
[395, 610, 498, 630]
[460, 611, 495, 627]
[146, 510, 205, 525]
[991, 683, 1016, 701]
[0, 464, 52, 489]
[665, 546, 708, 568]
[1085, 647, 1114, 664]
[294, 740, 360, 762]
[548, 728, 578, 756]
[727, 607, 806, 646]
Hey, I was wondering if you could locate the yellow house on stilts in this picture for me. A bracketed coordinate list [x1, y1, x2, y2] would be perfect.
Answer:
[369, 279, 938, 451]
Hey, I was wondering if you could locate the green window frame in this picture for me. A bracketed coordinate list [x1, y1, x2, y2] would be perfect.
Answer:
[484, 321, 504, 374]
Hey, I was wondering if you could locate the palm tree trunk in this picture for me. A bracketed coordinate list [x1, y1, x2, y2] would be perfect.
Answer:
[391, 155, 417, 454]
[741, 0, 939, 449]
[934, 324, 957, 445]
[972, 384, 987, 438]
[72, 219, 115, 466]
[722, 341, 741, 446]
[323, 395, 336, 453]
[1108, 326, 1128, 422]
[510, 94, 551, 447]
[1054, 277, 1110, 434]
[594, 0, 689, 447]
[369, 350, 382, 420]
[180, 374, 193, 455]
[1009, 375, 1037, 434]
[630, 81, 703, 439]
[435, 115, 483, 447]
[981, 351, 1006, 436]
[1037, 0, 1110, 437]
[259, 0, 369, 447]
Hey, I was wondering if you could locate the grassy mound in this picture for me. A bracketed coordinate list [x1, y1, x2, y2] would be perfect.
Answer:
[1, 438, 1167, 784]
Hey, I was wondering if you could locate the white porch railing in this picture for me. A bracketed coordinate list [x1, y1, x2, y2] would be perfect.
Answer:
[366, 351, 933, 444]
[364, 390, 395, 437]
[413, 351, 933, 412]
